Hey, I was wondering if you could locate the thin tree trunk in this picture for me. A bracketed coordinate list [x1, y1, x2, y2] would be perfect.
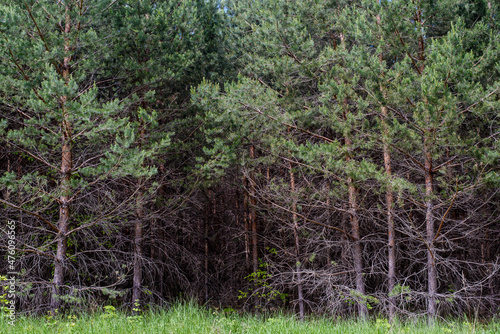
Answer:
[289, 161, 304, 320]
[326, 184, 332, 265]
[246, 145, 260, 309]
[204, 207, 209, 302]
[339, 32, 367, 319]
[414, 7, 437, 323]
[425, 143, 437, 322]
[376, 18, 396, 319]
[249, 145, 258, 274]
[243, 178, 251, 273]
[348, 178, 368, 320]
[52, 6, 72, 311]
[132, 187, 144, 311]
[132, 105, 147, 311]
[4, 157, 11, 201]
[345, 137, 368, 320]
[204, 189, 215, 302]
[481, 230, 494, 296]
[382, 105, 396, 321]
[53, 136, 70, 310]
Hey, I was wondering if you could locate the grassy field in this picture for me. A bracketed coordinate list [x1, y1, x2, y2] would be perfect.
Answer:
[1, 303, 498, 334]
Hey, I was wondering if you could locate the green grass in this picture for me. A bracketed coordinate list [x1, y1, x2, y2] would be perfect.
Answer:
[1, 303, 499, 333]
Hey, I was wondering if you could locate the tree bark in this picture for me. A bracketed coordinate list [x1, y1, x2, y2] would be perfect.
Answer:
[132, 187, 144, 311]
[132, 104, 147, 311]
[249, 145, 258, 274]
[289, 161, 304, 320]
[345, 137, 368, 320]
[414, 7, 437, 323]
[243, 178, 251, 273]
[204, 200, 209, 302]
[382, 106, 396, 321]
[425, 142, 437, 322]
[376, 19, 396, 319]
[52, 6, 72, 311]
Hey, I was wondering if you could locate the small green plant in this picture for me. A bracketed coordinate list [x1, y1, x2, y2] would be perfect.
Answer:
[238, 259, 288, 306]
[64, 314, 77, 329]
[101, 305, 117, 318]
[127, 314, 144, 324]
[223, 307, 236, 314]
[132, 299, 142, 314]
[0, 276, 10, 315]
[375, 318, 391, 332]
[44, 311, 59, 327]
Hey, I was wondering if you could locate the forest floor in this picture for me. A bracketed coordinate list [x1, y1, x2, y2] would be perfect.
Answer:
[1, 303, 498, 333]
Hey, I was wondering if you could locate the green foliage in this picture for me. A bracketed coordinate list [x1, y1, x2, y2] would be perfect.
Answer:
[101, 288, 125, 300]
[0, 276, 9, 314]
[0, 0, 498, 320]
[100, 305, 117, 319]
[1, 303, 499, 333]
[239, 260, 288, 306]
[388, 284, 412, 299]
[192, 0, 500, 320]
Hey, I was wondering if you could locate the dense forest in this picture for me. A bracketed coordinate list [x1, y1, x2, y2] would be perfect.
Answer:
[0, 0, 499, 323]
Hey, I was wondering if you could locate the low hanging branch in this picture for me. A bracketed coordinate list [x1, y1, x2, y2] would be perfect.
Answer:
[0, 198, 59, 233]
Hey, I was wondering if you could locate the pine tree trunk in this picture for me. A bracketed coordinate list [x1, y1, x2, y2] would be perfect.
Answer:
[414, 7, 437, 323]
[377, 27, 396, 319]
[204, 189, 215, 302]
[339, 32, 366, 318]
[249, 145, 258, 274]
[326, 184, 332, 265]
[289, 161, 304, 320]
[53, 143, 70, 310]
[132, 187, 144, 312]
[52, 7, 72, 311]
[425, 144, 437, 322]
[205, 206, 209, 302]
[345, 137, 368, 320]
[132, 112, 146, 312]
[381, 105, 396, 320]
[243, 178, 251, 273]
[349, 179, 368, 319]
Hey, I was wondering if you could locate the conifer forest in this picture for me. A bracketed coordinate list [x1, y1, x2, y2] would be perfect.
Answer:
[0, 0, 499, 323]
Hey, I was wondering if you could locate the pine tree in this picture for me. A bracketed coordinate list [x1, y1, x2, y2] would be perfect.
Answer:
[0, 0, 164, 310]
[194, 0, 500, 319]
[101, 0, 231, 308]
[333, 0, 500, 321]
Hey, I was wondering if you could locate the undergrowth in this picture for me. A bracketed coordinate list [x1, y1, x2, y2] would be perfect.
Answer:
[1, 302, 498, 333]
